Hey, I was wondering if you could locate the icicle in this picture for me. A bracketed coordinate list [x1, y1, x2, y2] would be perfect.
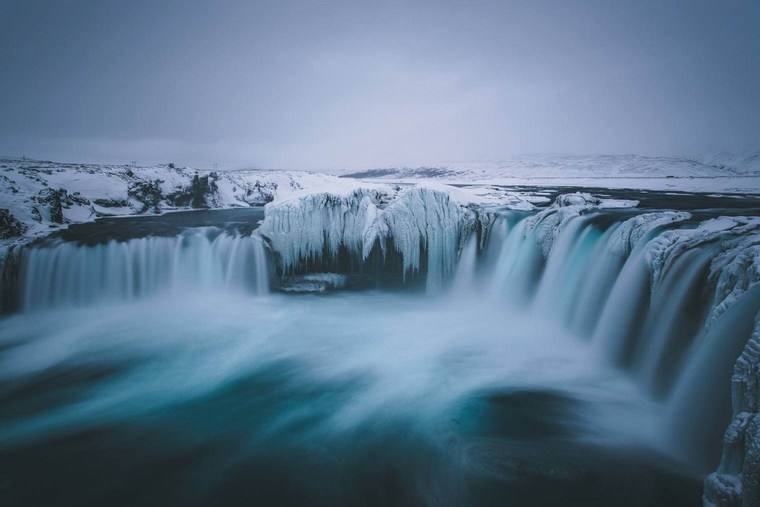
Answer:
[258, 187, 476, 293]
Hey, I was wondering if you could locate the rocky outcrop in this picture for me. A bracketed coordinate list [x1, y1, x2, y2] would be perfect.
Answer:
[128, 179, 164, 213]
[166, 172, 220, 208]
[0, 209, 24, 239]
[0, 244, 22, 312]
[36, 188, 90, 224]
[705, 314, 760, 506]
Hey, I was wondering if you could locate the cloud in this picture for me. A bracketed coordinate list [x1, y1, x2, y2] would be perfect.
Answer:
[1, 0, 758, 167]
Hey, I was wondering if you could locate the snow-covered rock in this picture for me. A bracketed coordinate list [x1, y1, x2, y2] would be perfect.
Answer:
[258, 186, 477, 293]
[279, 273, 348, 293]
[704, 313, 760, 506]
[523, 192, 638, 257]
[0, 157, 349, 248]
[642, 217, 760, 326]
[607, 211, 692, 256]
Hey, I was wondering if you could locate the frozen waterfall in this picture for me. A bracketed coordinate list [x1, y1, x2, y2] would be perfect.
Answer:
[258, 187, 476, 293]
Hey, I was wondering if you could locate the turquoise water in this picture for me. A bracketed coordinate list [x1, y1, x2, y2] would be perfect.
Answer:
[0, 291, 700, 506]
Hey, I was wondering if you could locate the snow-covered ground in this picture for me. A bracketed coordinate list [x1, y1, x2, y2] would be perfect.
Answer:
[337, 153, 760, 194]
[0, 158, 348, 248]
[0, 157, 544, 249]
[2, 153, 760, 251]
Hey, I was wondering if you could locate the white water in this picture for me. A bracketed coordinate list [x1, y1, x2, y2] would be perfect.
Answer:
[3, 289, 691, 506]
[462, 211, 760, 471]
[11, 200, 760, 476]
[20, 229, 269, 311]
[0, 291, 656, 453]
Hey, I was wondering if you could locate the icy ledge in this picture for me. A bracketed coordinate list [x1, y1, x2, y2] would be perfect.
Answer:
[523, 191, 639, 257]
[257, 186, 477, 293]
[642, 217, 760, 327]
[705, 313, 760, 506]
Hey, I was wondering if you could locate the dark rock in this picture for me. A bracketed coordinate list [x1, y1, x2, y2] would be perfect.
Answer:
[128, 179, 163, 213]
[37, 188, 65, 223]
[166, 173, 218, 208]
[93, 198, 130, 208]
[0, 209, 24, 239]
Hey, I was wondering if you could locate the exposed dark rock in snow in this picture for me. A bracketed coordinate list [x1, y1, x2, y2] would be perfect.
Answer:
[93, 198, 130, 208]
[166, 173, 219, 208]
[128, 179, 164, 213]
[0, 209, 24, 239]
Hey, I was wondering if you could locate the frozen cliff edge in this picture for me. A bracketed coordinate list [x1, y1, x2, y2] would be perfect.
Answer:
[704, 313, 760, 506]
[257, 186, 480, 293]
[642, 217, 760, 327]
[523, 191, 639, 257]
[0, 158, 351, 248]
[0, 158, 355, 308]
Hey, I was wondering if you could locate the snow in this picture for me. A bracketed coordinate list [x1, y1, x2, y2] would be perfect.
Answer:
[0, 158, 349, 248]
[638, 216, 760, 327]
[336, 153, 760, 194]
[607, 212, 692, 256]
[4, 154, 760, 310]
[523, 192, 639, 257]
[258, 186, 477, 293]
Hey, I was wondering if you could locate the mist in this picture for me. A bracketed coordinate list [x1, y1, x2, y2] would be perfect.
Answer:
[1, 0, 759, 169]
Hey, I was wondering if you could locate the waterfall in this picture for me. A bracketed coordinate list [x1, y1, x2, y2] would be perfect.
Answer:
[450, 233, 478, 294]
[448, 204, 760, 472]
[10, 190, 760, 479]
[20, 229, 270, 311]
[664, 284, 760, 471]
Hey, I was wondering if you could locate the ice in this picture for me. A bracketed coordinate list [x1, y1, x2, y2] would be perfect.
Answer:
[704, 313, 760, 506]
[259, 186, 476, 293]
[279, 273, 347, 293]
[523, 192, 639, 257]
[607, 211, 691, 256]
[641, 217, 760, 326]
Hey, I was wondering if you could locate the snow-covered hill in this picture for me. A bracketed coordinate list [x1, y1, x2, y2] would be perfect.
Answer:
[3, 152, 760, 250]
[0, 158, 350, 246]
[0, 158, 551, 249]
[339, 153, 760, 193]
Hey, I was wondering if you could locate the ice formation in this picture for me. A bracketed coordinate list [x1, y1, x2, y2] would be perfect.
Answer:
[258, 187, 476, 293]
[523, 192, 638, 257]
[279, 273, 348, 293]
[704, 313, 760, 506]
[607, 211, 691, 256]
[641, 217, 760, 325]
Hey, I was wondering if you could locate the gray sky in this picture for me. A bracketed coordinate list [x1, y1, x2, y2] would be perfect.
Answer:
[1, 0, 759, 169]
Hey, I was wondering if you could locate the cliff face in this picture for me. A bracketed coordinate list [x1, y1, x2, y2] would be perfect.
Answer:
[705, 315, 760, 506]
[258, 187, 478, 294]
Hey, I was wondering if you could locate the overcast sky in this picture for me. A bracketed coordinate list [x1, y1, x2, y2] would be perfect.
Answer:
[1, 0, 759, 169]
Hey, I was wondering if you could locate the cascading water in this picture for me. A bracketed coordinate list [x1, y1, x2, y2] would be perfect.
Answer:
[3, 189, 760, 506]
[447, 203, 760, 476]
[19, 228, 270, 311]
